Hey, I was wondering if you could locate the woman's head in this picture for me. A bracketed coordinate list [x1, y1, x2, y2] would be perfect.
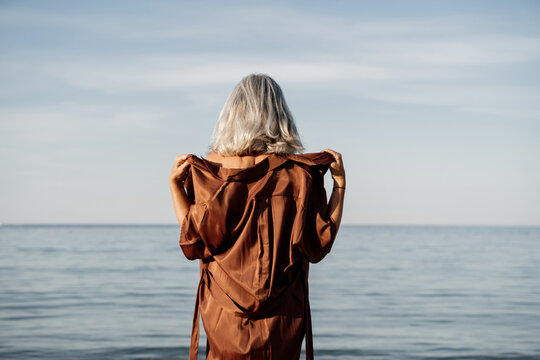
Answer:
[210, 73, 304, 156]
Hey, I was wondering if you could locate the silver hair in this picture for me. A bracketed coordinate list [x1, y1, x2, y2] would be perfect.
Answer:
[210, 73, 304, 156]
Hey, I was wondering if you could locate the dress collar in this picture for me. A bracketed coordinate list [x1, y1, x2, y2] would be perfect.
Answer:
[186, 151, 333, 182]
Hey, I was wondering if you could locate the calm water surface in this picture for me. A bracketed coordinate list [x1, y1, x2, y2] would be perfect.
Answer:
[0, 225, 539, 359]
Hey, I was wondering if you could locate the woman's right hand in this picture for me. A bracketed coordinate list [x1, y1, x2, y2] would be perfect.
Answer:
[170, 154, 192, 226]
[170, 154, 191, 184]
[324, 149, 346, 188]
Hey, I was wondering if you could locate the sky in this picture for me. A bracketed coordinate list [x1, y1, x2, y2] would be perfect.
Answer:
[1, 0, 539, 226]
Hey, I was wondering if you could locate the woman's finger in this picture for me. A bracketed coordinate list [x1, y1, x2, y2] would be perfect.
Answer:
[171, 162, 191, 182]
[178, 161, 190, 171]
[174, 154, 190, 165]
[173, 155, 190, 171]
[174, 162, 190, 176]
[324, 148, 342, 163]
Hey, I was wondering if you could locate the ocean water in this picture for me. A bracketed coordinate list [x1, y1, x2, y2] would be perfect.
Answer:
[0, 224, 539, 360]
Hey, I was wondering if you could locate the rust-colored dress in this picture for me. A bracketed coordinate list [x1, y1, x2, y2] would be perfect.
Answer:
[179, 151, 338, 360]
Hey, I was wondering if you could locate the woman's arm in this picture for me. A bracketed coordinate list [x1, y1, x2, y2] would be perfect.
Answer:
[169, 154, 192, 226]
[324, 149, 346, 230]
[292, 149, 345, 263]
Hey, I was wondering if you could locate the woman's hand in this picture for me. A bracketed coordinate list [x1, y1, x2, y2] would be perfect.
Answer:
[324, 149, 346, 188]
[170, 154, 192, 226]
[170, 154, 191, 184]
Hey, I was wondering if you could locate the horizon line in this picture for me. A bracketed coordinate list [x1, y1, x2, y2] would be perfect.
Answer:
[1, 222, 539, 228]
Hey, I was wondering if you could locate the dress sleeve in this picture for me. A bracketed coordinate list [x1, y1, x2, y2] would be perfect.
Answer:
[179, 202, 211, 260]
[179, 168, 231, 260]
[294, 167, 337, 263]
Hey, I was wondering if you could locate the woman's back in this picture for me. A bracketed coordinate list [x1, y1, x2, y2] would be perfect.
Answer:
[205, 151, 270, 169]
[179, 152, 337, 359]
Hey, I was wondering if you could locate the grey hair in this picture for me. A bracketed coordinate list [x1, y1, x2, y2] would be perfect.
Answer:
[210, 73, 304, 156]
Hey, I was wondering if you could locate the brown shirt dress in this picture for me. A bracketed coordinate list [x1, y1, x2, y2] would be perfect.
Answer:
[179, 151, 338, 360]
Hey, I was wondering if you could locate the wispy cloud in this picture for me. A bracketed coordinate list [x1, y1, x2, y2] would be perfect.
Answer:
[3, 3, 539, 122]
[7, 42, 533, 120]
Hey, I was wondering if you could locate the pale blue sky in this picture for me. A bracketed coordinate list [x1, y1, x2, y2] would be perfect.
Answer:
[1, 0, 539, 225]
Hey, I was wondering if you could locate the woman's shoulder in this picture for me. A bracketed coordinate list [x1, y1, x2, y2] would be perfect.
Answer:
[284, 151, 334, 167]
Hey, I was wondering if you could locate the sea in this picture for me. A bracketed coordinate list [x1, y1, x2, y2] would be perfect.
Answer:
[0, 224, 539, 360]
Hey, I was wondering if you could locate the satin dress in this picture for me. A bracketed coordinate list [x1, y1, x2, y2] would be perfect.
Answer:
[178, 151, 338, 360]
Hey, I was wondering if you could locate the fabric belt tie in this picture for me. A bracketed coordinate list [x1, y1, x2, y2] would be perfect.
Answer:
[189, 262, 207, 360]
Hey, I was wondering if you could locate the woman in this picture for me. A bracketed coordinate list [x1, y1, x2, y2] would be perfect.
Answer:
[169, 73, 345, 360]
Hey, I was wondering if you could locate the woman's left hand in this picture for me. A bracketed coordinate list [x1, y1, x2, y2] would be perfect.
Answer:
[324, 149, 346, 188]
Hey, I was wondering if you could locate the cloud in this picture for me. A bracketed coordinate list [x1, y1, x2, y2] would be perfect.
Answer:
[11, 48, 533, 121]
[2, 3, 540, 121]
[38, 56, 391, 91]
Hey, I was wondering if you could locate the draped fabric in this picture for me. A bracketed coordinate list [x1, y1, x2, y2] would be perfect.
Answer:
[178, 151, 338, 360]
